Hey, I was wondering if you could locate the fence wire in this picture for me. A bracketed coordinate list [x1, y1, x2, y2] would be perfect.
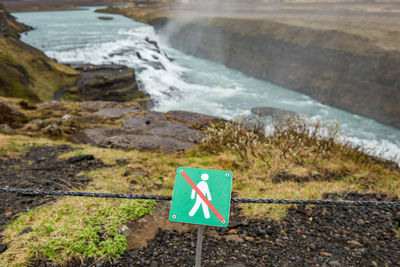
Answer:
[1, 187, 399, 207]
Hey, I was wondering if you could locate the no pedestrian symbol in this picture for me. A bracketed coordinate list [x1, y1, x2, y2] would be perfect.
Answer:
[169, 167, 233, 227]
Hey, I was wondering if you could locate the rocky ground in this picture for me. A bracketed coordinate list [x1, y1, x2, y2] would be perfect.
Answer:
[0, 145, 104, 231]
[0, 98, 223, 153]
[94, 193, 400, 267]
[28, 193, 400, 267]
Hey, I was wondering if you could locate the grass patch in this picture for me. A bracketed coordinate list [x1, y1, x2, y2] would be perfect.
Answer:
[1, 198, 154, 266]
[0, 134, 64, 156]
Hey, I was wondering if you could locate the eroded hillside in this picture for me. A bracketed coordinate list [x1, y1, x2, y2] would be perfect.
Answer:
[0, 4, 77, 102]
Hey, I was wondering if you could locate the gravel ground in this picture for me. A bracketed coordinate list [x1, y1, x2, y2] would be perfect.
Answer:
[102, 193, 399, 267]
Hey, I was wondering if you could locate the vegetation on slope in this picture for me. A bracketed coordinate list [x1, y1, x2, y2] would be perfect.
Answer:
[0, 5, 78, 102]
[0, 110, 398, 265]
[0, 38, 78, 102]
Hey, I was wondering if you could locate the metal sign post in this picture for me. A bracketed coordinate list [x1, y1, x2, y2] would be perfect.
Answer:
[169, 167, 233, 266]
[195, 225, 204, 267]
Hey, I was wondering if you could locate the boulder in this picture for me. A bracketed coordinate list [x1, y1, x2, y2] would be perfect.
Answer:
[251, 107, 297, 120]
[0, 100, 26, 126]
[167, 110, 225, 129]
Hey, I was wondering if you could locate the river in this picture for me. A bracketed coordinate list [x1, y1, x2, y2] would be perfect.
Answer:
[13, 7, 400, 162]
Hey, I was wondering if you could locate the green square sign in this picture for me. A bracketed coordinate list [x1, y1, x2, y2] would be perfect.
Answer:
[169, 167, 233, 227]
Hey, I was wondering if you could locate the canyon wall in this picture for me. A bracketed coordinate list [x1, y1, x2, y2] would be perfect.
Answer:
[153, 17, 400, 129]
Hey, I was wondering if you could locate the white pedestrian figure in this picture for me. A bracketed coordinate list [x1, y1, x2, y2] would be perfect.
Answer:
[189, 173, 212, 219]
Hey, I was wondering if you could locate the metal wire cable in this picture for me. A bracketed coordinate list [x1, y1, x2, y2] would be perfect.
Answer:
[1, 187, 399, 207]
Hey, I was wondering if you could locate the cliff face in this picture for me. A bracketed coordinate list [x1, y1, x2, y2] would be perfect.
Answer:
[153, 17, 400, 130]
[0, 4, 77, 102]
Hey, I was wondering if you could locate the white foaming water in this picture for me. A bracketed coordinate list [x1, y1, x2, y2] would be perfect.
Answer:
[14, 7, 400, 162]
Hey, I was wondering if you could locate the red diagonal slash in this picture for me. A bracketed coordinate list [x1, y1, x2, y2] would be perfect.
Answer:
[179, 169, 226, 224]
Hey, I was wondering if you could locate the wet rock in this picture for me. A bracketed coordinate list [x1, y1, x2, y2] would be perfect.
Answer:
[98, 16, 113, 20]
[67, 155, 95, 164]
[251, 107, 297, 120]
[167, 110, 225, 129]
[62, 64, 149, 103]
[145, 37, 160, 51]
[0, 100, 26, 126]
[93, 108, 141, 118]
[0, 124, 15, 134]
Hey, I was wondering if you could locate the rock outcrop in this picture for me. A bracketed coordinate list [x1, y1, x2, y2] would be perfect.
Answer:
[0, 96, 218, 153]
[151, 17, 400, 130]
[78, 111, 206, 152]
[58, 64, 149, 104]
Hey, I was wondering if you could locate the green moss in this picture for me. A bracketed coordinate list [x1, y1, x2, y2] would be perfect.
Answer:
[2, 199, 155, 266]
